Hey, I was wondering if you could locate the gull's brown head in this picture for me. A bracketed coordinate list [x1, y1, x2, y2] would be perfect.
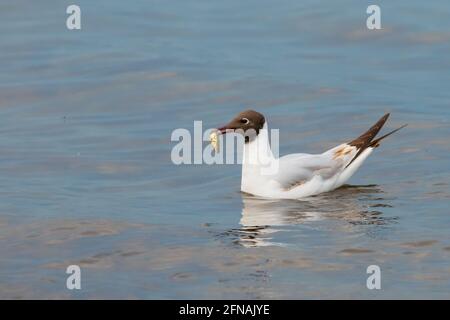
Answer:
[217, 110, 265, 142]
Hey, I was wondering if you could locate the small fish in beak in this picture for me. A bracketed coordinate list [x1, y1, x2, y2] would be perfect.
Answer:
[209, 130, 220, 152]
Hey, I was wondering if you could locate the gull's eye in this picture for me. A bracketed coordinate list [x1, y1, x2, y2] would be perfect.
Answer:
[240, 118, 250, 124]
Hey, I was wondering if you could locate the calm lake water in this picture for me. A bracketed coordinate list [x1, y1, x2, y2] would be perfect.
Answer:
[1, 0, 449, 299]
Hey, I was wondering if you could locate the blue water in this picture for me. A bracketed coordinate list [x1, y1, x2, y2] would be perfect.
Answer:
[0, 0, 449, 299]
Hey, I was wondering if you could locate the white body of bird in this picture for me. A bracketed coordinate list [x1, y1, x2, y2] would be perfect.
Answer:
[240, 122, 374, 199]
[213, 110, 405, 200]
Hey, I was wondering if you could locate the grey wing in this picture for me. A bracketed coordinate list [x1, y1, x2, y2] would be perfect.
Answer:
[273, 145, 357, 189]
[272, 113, 406, 191]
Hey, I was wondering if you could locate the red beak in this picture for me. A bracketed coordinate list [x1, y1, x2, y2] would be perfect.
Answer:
[217, 126, 234, 134]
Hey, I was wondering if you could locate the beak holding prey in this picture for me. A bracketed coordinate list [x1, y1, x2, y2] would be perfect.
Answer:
[209, 126, 234, 153]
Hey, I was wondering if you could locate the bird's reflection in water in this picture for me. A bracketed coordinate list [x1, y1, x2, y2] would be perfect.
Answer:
[221, 184, 398, 247]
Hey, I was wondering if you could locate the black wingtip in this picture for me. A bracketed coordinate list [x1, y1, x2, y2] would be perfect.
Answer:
[345, 121, 407, 169]
[369, 123, 408, 148]
[345, 113, 405, 169]
[349, 113, 391, 149]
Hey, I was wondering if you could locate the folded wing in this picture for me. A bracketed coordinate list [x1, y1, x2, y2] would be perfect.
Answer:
[272, 113, 407, 191]
[273, 149, 352, 190]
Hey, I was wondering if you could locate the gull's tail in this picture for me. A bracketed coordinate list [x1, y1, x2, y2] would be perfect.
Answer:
[346, 113, 407, 168]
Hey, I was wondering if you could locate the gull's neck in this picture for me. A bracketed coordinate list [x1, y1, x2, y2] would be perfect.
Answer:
[243, 122, 273, 164]
[241, 122, 275, 193]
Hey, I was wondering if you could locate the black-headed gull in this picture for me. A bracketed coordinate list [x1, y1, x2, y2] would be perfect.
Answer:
[212, 110, 406, 199]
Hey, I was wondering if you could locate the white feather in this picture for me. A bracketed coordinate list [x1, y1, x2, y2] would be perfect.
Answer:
[240, 122, 372, 199]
